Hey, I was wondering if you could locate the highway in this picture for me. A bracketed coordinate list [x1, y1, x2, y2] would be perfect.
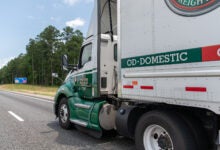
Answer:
[0, 91, 135, 150]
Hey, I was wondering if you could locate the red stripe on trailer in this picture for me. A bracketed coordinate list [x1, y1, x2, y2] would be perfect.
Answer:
[171, 0, 216, 11]
[123, 85, 134, 89]
[140, 86, 154, 90]
[202, 45, 220, 62]
[185, 87, 207, 92]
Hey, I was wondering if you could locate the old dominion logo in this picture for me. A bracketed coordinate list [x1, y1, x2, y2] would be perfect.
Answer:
[165, 0, 220, 16]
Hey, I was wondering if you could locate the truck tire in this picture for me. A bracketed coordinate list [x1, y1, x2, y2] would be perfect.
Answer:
[58, 97, 72, 129]
[178, 113, 209, 150]
[135, 110, 196, 150]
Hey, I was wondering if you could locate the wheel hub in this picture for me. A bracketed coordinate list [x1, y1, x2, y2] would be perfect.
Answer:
[158, 134, 172, 149]
[143, 125, 174, 150]
[59, 104, 68, 123]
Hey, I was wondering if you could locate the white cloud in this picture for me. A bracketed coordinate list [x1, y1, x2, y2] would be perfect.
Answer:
[63, 0, 93, 6]
[0, 57, 15, 69]
[66, 18, 85, 28]
[63, 0, 80, 6]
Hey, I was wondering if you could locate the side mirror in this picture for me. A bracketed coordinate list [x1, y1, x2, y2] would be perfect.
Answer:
[62, 54, 69, 71]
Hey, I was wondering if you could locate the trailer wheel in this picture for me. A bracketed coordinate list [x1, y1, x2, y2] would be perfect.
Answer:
[135, 111, 196, 150]
[58, 97, 72, 129]
[178, 113, 210, 150]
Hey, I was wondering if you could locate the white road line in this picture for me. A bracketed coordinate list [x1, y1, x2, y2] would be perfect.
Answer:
[8, 111, 24, 122]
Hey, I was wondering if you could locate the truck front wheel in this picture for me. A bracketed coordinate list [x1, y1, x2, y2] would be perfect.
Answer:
[58, 97, 72, 129]
[135, 110, 196, 150]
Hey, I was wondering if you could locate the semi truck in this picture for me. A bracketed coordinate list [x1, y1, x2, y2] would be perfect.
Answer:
[54, 0, 220, 149]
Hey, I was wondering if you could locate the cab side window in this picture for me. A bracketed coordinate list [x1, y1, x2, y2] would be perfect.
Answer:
[114, 44, 117, 61]
[79, 44, 92, 68]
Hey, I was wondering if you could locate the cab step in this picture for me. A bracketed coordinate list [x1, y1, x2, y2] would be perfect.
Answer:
[74, 103, 91, 109]
[70, 119, 88, 127]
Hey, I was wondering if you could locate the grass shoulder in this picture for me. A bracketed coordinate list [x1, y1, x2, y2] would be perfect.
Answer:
[0, 84, 58, 97]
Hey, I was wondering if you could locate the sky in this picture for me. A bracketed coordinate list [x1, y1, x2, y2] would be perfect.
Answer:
[0, 0, 94, 68]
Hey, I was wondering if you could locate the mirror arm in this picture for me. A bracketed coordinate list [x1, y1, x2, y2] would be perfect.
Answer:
[68, 64, 75, 67]
[53, 76, 64, 82]
[68, 64, 78, 71]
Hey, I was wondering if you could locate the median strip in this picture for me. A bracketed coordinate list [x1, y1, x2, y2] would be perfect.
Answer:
[8, 111, 24, 122]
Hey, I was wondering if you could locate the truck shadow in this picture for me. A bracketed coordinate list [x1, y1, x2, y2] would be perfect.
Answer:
[47, 121, 136, 150]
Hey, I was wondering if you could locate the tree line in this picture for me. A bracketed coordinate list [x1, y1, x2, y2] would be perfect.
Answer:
[0, 25, 84, 86]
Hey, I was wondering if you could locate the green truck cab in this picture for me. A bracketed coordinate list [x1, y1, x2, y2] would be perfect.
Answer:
[54, 32, 117, 137]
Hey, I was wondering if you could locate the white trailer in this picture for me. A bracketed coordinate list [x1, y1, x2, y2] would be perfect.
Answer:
[119, 0, 220, 114]
[55, 0, 220, 149]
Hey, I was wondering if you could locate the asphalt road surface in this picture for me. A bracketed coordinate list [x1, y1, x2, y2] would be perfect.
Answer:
[0, 90, 135, 150]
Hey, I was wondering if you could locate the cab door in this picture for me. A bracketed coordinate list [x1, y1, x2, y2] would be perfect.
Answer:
[71, 39, 98, 122]
[75, 42, 98, 99]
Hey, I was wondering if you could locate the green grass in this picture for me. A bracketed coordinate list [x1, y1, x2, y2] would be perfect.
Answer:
[0, 84, 58, 97]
